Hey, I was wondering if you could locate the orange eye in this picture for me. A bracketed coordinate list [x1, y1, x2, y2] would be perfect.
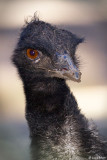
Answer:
[26, 49, 39, 59]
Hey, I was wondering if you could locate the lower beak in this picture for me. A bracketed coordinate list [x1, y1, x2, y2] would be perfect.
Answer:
[55, 52, 81, 82]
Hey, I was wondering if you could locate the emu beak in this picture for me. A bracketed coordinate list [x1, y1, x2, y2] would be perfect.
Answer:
[54, 52, 81, 82]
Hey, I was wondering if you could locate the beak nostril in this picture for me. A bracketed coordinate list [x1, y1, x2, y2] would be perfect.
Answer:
[55, 52, 81, 81]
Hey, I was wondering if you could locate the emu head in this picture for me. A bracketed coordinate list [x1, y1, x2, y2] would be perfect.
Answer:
[12, 18, 83, 83]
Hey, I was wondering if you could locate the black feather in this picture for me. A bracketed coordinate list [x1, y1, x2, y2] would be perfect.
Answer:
[12, 18, 107, 160]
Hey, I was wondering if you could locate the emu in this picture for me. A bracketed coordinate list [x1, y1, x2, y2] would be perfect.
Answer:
[12, 17, 107, 160]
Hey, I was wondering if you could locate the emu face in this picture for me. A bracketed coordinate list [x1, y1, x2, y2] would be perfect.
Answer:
[13, 20, 83, 82]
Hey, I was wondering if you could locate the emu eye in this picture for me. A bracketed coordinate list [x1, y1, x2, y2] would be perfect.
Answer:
[27, 49, 39, 59]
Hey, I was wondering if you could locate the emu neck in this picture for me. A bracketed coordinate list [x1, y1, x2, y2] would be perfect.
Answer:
[24, 77, 96, 159]
[24, 77, 74, 137]
[24, 77, 69, 112]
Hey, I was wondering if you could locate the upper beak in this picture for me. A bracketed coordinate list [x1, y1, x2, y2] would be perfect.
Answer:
[54, 52, 81, 82]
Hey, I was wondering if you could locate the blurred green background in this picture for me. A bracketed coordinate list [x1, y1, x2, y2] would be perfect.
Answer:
[0, 0, 107, 159]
